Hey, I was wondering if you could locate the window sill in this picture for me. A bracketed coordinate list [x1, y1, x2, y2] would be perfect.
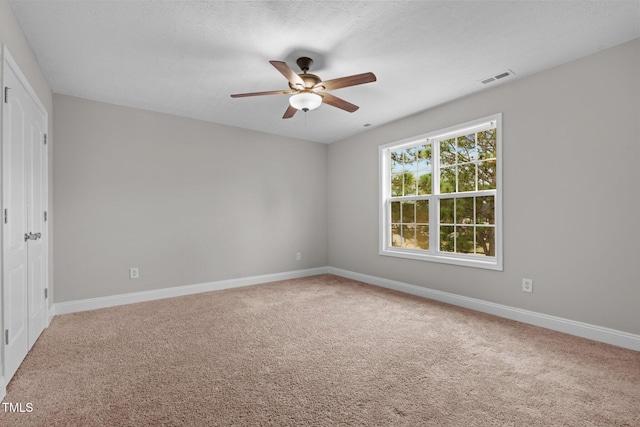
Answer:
[380, 247, 503, 271]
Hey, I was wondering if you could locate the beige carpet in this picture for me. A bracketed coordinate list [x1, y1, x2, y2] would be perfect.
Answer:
[2, 274, 639, 426]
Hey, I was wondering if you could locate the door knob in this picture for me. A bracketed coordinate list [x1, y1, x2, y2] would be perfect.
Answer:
[24, 232, 40, 242]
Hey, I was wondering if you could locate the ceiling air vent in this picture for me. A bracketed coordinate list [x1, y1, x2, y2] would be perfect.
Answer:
[480, 70, 515, 85]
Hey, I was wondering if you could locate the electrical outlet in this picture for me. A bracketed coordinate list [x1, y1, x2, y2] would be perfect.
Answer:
[522, 278, 533, 293]
[129, 267, 139, 279]
[296, 252, 301, 261]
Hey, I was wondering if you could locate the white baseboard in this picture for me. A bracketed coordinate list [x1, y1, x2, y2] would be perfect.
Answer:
[328, 267, 640, 352]
[54, 267, 329, 315]
[0, 377, 5, 402]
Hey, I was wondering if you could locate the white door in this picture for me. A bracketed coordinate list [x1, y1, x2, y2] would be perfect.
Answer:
[2, 47, 48, 381]
[26, 85, 47, 348]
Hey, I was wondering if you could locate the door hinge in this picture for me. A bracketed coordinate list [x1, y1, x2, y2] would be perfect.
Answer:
[3, 87, 9, 103]
[44, 211, 47, 222]
[44, 134, 47, 145]
[4, 209, 7, 224]
[4, 330, 8, 345]
[44, 288, 48, 299]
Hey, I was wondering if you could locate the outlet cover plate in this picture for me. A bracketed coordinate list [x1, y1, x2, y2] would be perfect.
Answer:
[522, 278, 533, 293]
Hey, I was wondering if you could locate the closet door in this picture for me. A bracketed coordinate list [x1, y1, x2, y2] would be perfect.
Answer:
[2, 57, 30, 381]
[2, 48, 48, 382]
[26, 86, 47, 348]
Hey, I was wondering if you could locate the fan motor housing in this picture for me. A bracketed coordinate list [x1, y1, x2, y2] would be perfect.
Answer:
[290, 73, 321, 90]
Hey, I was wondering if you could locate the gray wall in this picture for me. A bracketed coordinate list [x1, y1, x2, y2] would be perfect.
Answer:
[53, 95, 328, 302]
[328, 39, 640, 335]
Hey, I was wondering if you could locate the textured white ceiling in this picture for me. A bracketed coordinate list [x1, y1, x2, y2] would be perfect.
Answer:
[7, 0, 640, 143]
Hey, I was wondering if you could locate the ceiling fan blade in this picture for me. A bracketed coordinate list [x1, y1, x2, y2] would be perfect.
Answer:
[283, 105, 297, 119]
[321, 93, 359, 113]
[270, 61, 305, 88]
[230, 89, 294, 98]
[316, 72, 377, 92]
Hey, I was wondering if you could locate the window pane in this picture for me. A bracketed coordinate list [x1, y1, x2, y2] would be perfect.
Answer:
[416, 225, 429, 250]
[440, 198, 454, 224]
[391, 150, 403, 174]
[475, 226, 495, 256]
[458, 163, 476, 192]
[402, 225, 416, 248]
[478, 160, 496, 190]
[403, 172, 417, 196]
[391, 224, 401, 247]
[391, 174, 403, 197]
[391, 201, 401, 223]
[440, 226, 454, 252]
[457, 134, 476, 163]
[401, 201, 415, 223]
[416, 200, 429, 223]
[440, 138, 456, 166]
[476, 196, 494, 225]
[478, 129, 496, 160]
[456, 197, 474, 224]
[440, 166, 456, 194]
[403, 147, 416, 170]
[456, 226, 474, 254]
[417, 171, 432, 195]
[417, 145, 432, 170]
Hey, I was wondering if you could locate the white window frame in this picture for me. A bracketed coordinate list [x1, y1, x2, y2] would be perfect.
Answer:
[379, 113, 503, 271]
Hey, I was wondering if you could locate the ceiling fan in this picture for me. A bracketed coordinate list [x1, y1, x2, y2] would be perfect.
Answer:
[230, 57, 376, 119]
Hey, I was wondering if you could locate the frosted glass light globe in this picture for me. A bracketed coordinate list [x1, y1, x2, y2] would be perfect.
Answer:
[289, 92, 322, 111]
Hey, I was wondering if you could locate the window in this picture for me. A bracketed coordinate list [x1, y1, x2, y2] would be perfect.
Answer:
[379, 114, 502, 270]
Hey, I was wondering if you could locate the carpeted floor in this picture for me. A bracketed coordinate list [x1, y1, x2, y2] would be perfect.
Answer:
[2, 274, 639, 426]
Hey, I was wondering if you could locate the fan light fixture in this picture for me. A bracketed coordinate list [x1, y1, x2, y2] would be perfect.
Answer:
[289, 92, 322, 112]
